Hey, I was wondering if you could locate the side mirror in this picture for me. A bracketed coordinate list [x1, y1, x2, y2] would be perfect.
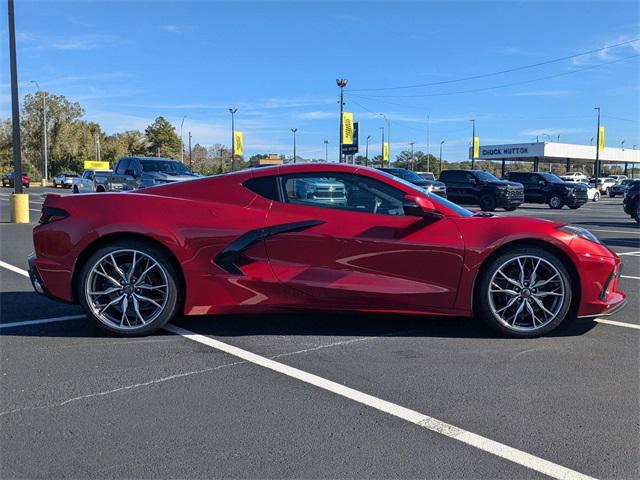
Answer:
[403, 195, 442, 219]
[539, 180, 545, 185]
[469, 178, 477, 184]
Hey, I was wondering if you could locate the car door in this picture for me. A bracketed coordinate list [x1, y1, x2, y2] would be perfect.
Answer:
[441, 171, 464, 204]
[263, 172, 465, 311]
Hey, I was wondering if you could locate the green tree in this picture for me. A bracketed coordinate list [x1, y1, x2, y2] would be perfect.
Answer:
[145, 116, 181, 158]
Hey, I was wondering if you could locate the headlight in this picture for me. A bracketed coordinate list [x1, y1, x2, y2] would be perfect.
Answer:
[564, 187, 574, 194]
[426, 185, 434, 192]
[557, 225, 601, 244]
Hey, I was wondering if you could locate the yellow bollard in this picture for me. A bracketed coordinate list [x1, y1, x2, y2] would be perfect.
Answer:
[10, 193, 30, 223]
[41, 178, 47, 187]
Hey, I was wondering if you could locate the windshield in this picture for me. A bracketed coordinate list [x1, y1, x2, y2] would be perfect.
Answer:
[376, 169, 473, 217]
[540, 172, 565, 184]
[141, 160, 189, 174]
[474, 171, 500, 182]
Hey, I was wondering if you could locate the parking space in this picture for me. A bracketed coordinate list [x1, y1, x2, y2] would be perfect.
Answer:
[1, 193, 638, 479]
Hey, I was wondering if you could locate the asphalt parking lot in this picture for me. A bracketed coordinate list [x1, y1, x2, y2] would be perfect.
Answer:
[1, 187, 639, 479]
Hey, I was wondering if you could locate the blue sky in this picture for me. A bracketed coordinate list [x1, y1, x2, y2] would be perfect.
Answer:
[1, 0, 638, 161]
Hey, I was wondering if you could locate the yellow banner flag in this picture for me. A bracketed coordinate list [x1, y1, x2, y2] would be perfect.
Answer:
[234, 131, 244, 156]
[342, 112, 354, 145]
[473, 136, 480, 159]
[383, 142, 390, 161]
[598, 126, 605, 151]
[83, 161, 110, 170]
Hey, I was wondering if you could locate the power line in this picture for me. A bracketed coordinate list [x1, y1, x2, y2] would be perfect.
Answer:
[347, 54, 639, 99]
[349, 38, 640, 92]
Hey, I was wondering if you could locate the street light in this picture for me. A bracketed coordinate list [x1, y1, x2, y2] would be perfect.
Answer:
[30, 80, 48, 184]
[291, 128, 297, 163]
[365, 135, 371, 166]
[379, 126, 385, 168]
[336, 78, 348, 162]
[379, 113, 390, 163]
[594, 107, 601, 185]
[439, 140, 444, 174]
[229, 108, 237, 171]
[590, 137, 594, 145]
[180, 116, 186, 163]
[469, 119, 476, 168]
[324, 140, 328, 162]
[621, 140, 625, 151]
[409, 142, 415, 170]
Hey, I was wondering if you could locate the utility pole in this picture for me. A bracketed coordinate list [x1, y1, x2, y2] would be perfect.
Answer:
[594, 107, 601, 186]
[426, 115, 430, 160]
[409, 142, 415, 170]
[229, 108, 237, 171]
[470, 119, 476, 169]
[380, 127, 385, 168]
[439, 140, 444, 175]
[336, 79, 348, 162]
[180, 116, 186, 163]
[188, 131, 192, 171]
[324, 140, 328, 162]
[31, 80, 47, 184]
[365, 135, 370, 167]
[291, 128, 297, 163]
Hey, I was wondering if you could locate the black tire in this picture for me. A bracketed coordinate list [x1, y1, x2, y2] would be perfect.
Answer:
[634, 201, 640, 225]
[504, 206, 517, 212]
[475, 247, 573, 338]
[569, 205, 580, 210]
[78, 239, 181, 336]
[548, 194, 564, 209]
[479, 194, 497, 212]
[592, 192, 600, 202]
[96, 185, 105, 192]
[73, 186, 79, 193]
[609, 193, 615, 198]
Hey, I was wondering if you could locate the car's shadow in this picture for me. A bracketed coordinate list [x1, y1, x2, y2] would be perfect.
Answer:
[602, 237, 640, 248]
[1, 290, 598, 339]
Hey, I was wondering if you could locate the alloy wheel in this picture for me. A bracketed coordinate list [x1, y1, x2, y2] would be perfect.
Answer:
[85, 249, 169, 331]
[488, 255, 566, 332]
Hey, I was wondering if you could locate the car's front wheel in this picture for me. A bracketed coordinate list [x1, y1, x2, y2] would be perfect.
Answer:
[479, 194, 497, 212]
[476, 247, 573, 338]
[634, 201, 640, 224]
[78, 240, 181, 335]
[592, 192, 600, 202]
[548, 194, 564, 209]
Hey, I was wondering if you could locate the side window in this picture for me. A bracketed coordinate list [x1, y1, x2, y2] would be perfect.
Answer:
[130, 160, 142, 175]
[441, 171, 464, 182]
[279, 173, 405, 216]
[244, 176, 279, 201]
[465, 172, 476, 182]
[115, 159, 130, 175]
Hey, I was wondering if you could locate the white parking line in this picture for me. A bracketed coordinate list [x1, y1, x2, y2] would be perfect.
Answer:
[594, 319, 640, 330]
[0, 314, 85, 330]
[621, 275, 640, 280]
[617, 250, 640, 257]
[0, 260, 29, 277]
[0, 198, 41, 212]
[164, 324, 595, 480]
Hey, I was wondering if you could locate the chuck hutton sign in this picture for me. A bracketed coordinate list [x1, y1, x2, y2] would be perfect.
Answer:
[482, 147, 529, 156]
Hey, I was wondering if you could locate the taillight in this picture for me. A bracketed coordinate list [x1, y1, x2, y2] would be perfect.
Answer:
[39, 206, 69, 225]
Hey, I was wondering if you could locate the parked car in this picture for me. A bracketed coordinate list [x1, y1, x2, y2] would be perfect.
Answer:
[53, 172, 79, 189]
[287, 177, 347, 205]
[608, 178, 633, 198]
[2, 171, 30, 188]
[591, 177, 617, 196]
[378, 167, 447, 197]
[560, 172, 589, 182]
[623, 180, 640, 224]
[577, 178, 601, 202]
[505, 171, 588, 209]
[28, 163, 626, 338]
[94, 157, 199, 192]
[439, 169, 523, 211]
[72, 169, 112, 193]
[607, 175, 628, 183]
[415, 171, 436, 181]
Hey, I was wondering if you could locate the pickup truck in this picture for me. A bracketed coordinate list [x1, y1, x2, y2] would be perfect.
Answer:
[94, 156, 199, 192]
[439, 169, 524, 211]
[72, 169, 112, 193]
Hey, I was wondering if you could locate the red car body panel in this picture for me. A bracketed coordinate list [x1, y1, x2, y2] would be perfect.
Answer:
[30, 164, 625, 321]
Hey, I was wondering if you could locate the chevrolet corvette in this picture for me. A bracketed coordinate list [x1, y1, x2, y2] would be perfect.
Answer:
[28, 163, 626, 337]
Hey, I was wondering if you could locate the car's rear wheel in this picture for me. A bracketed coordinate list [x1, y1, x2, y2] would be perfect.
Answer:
[634, 201, 640, 224]
[548, 194, 564, 209]
[504, 206, 517, 212]
[73, 186, 79, 193]
[476, 248, 573, 338]
[592, 192, 600, 202]
[78, 241, 180, 335]
[569, 205, 580, 209]
[479, 194, 497, 212]
[96, 185, 105, 192]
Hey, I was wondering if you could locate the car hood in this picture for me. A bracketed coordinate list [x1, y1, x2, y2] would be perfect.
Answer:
[488, 180, 522, 188]
[142, 172, 199, 182]
[564, 182, 588, 191]
[411, 179, 446, 188]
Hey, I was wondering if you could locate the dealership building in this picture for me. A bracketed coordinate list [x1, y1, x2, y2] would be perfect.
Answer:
[470, 142, 640, 177]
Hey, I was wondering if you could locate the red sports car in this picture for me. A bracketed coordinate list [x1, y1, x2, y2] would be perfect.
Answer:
[28, 163, 626, 337]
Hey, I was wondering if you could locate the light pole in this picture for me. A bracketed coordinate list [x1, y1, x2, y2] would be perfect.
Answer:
[621, 140, 625, 150]
[365, 135, 371, 166]
[30, 80, 47, 184]
[594, 107, 601, 185]
[380, 127, 385, 168]
[336, 78, 348, 162]
[439, 140, 444, 174]
[291, 128, 297, 163]
[229, 108, 237, 171]
[180, 116, 186, 163]
[409, 142, 415, 170]
[379, 114, 390, 163]
[188, 131, 192, 171]
[470, 119, 476, 169]
[557, 134, 560, 143]
[324, 140, 328, 162]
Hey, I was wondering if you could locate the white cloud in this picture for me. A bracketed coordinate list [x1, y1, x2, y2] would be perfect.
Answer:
[160, 25, 196, 34]
[519, 128, 585, 137]
[572, 35, 640, 65]
[20, 32, 116, 51]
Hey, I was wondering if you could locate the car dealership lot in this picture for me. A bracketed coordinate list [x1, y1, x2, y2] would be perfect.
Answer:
[1, 188, 639, 479]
